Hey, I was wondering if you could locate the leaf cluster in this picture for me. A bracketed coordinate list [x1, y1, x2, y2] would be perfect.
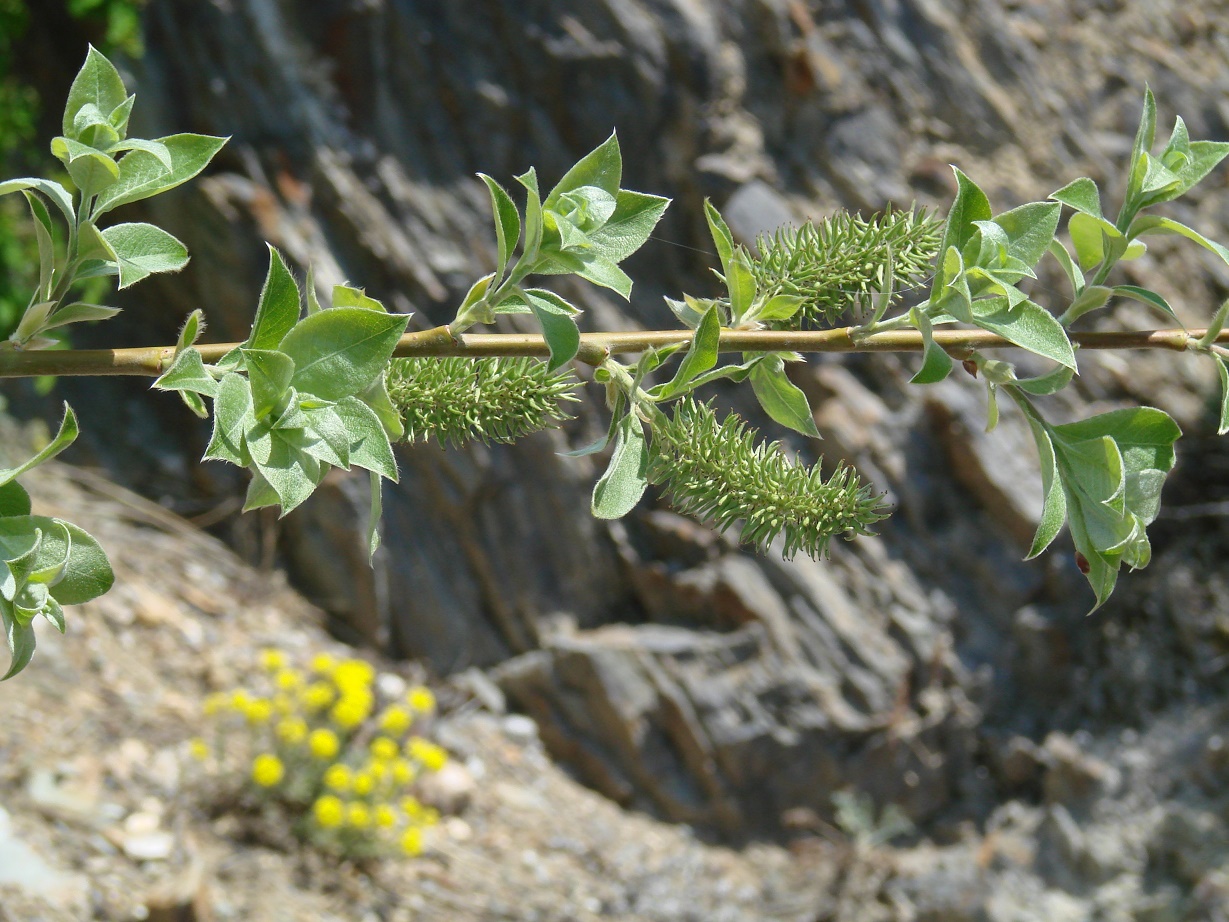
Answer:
[156, 253, 408, 556]
[0, 405, 113, 678]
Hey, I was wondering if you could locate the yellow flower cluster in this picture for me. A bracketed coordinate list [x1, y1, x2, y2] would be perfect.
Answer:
[193, 647, 448, 860]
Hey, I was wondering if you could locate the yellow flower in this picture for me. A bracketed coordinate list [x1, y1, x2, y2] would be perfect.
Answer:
[330, 696, 370, 731]
[391, 759, 416, 786]
[274, 668, 302, 691]
[260, 649, 287, 671]
[369, 760, 390, 783]
[352, 771, 375, 796]
[374, 804, 398, 828]
[188, 738, 210, 761]
[378, 705, 412, 736]
[310, 652, 336, 675]
[272, 694, 294, 716]
[301, 682, 336, 713]
[346, 802, 372, 828]
[276, 717, 308, 745]
[332, 659, 375, 693]
[229, 689, 252, 711]
[245, 699, 273, 725]
[202, 692, 228, 716]
[406, 737, 448, 772]
[406, 686, 436, 714]
[313, 794, 344, 828]
[400, 826, 424, 857]
[370, 736, 399, 761]
[323, 763, 353, 792]
[251, 753, 285, 787]
[421, 806, 440, 826]
[400, 796, 424, 821]
[309, 728, 340, 760]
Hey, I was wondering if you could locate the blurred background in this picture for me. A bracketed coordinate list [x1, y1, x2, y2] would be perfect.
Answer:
[4, 1, 1229, 918]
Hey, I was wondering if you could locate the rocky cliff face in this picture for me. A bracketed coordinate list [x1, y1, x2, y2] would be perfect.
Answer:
[12, 0, 1229, 913]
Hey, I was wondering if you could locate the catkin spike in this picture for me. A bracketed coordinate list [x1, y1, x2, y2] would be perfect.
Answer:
[649, 398, 889, 557]
[752, 206, 942, 327]
[387, 357, 579, 447]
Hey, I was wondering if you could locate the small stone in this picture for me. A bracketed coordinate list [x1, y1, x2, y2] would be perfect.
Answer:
[502, 714, 539, 744]
[123, 832, 176, 862]
[417, 761, 477, 815]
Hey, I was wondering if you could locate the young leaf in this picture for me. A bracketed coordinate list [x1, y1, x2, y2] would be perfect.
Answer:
[23, 191, 55, 303]
[973, 299, 1077, 370]
[242, 469, 282, 512]
[99, 222, 190, 289]
[1128, 214, 1229, 270]
[248, 246, 303, 350]
[0, 404, 79, 489]
[334, 396, 399, 481]
[749, 354, 821, 438]
[1060, 285, 1112, 326]
[524, 289, 580, 371]
[1112, 285, 1179, 324]
[243, 348, 296, 419]
[586, 190, 670, 264]
[479, 173, 522, 284]
[0, 482, 31, 518]
[704, 199, 736, 273]
[204, 372, 255, 466]
[910, 308, 953, 384]
[0, 178, 76, 227]
[931, 168, 992, 306]
[516, 168, 544, 261]
[1050, 177, 1103, 218]
[545, 132, 621, 209]
[280, 307, 409, 401]
[591, 413, 648, 519]
[44, 520, 113, 605]
[296, 405, 351, 469]
[1214, 356, 1229, 436]
[988, 201, 1062, 268]
[725, 248, 757, 323]
[3, 616, 37, 681]
[576, 255, 633, 299]
[654, 303, 721, 400]
[253, 434, 325, 516]
[1122, 86, 1158, 216]
[63, 46, 128, 139]
[332, 284, 387, 312]
[154, 346, 219, 398]
[367, 471, 383, 559]
[92, 133, 229, 217]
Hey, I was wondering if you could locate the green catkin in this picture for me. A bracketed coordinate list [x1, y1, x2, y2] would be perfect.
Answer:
[648, 398, 890, 558]
[387, 357, 579, 447]
[751, 206, 942, 327]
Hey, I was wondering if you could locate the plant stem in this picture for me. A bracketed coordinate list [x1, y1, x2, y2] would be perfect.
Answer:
[0, 325, 1225, 378]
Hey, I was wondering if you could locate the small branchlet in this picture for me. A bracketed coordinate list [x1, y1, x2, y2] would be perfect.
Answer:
[388, 357, 579, 447]
[751, 206, 942, 327]
[648, 398, 889, 558]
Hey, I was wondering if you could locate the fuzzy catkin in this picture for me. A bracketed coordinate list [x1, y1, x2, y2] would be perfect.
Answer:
[387, 357, 578, 447]
[648, 398, 889, 557]
[752, 206, 942, 327]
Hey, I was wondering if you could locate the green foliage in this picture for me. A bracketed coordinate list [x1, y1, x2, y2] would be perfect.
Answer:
[387, 357, 578, 447]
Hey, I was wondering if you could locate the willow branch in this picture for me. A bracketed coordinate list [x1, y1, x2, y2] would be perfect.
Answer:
[0, 326, 1225, 378]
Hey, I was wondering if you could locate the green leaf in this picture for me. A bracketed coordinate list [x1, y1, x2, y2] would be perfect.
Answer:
[749, 354, 821, 438]
[45, 520, 113, 605]
[1112, 285, 1179, 324]
[479, 173, 521, 284]
[988, 201, 1062, 268]
[1178, 140, 1229, 195]
[1053, 407, 1181, 475]
[0, 178, 76, 227]
[1050, 177, 1103, 218]
[1122, 86, 1158, 214]
[332, 284, 387, 312]
[1047, 239, 1085, 296]
[930, 168, 992, 307]
[109, 94, 135, 137]
[23, 191, 55, 303]
[99, 222, 189, 289]
[1068, 211, 1127, 271]
[975, 299, 1076, 370]
[1128, 214, 1229, 270]
[725, 248, 757, 323]
[105, 137, 173, 170]
[367, 471, 383, 559]
[654, 303, 721, 400]
[0, 404, 79, 489]
[1214, 356, 1229, 436]
[177, 309, 205, 353]
[334, 396, 399, 481]
[515, 168, 544, 261]
[356, 373, 405, 441]
[545, 132, 621, 209]
[92, 133, 228, 217]
[248, 246, 302, 350]
[243, 348, 296, 419]
[704, 199, 736, 275]
[910, 308, 953, 384]
[576, 256, 633, 299]
[1060, 284, 1112, 326]
[153, 346, 219, 398]
[204, 372, 255, 466]
[242, 469, 282, 512]
[253, 433, 324, 516]
[280, 306, 409, 401]
[1015, 365, 1074, 397]
[586, 190, 669, 264]
[3, 615, 36, 681]
[524, 289, 580, 371]
[305, 266, 323, 315]
[555, 185, 618, 233]
[63, 46, 128, 139]
[591, 413, 648, 519]
[65, 146, 121, 199]
[296, 405, 351, 469]
[0, 482, 31, 518]
[752, 293, 805, 323]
